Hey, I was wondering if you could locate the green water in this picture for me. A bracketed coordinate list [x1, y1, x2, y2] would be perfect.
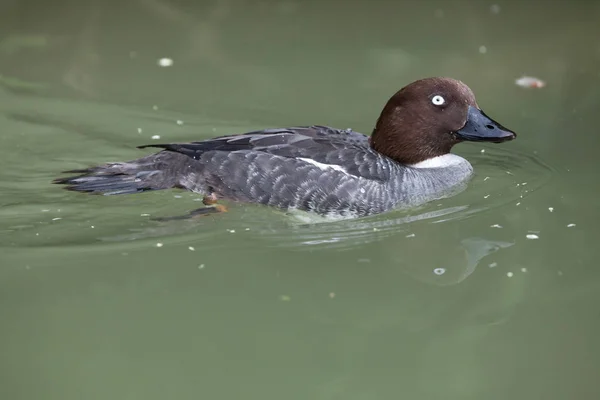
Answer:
[1, 1, 600, 399]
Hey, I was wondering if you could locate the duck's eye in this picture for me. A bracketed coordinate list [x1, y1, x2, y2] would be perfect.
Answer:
[431, 95, 445, 106]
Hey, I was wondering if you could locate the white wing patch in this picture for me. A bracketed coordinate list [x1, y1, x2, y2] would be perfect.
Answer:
[298, 158, 350, 175]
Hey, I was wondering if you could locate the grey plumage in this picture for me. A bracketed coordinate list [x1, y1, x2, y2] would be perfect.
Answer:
[54, 126, 473, 217]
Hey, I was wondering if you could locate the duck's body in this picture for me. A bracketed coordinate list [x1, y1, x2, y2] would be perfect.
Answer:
[54, 77, 516, 218]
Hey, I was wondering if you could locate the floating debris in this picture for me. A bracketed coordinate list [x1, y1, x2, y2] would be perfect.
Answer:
[198, 264, 205, 269]
[567, 223, 576, 228]
[490, 224, 503, 229]
[526, 234, 539, 240]
[481, 149, 486, 153]
[176, 120, 184, 125]
[329, 292, 335, 299]
[137, 127, 143, 134]
[520, 267, 528, 273]
[51, 217, 62, 221]
[507, 272, 514, 278]
[548, 207, 554, 212]
[227, 229, 236, 233]
[141, 213, 150, 217]
[157, 57, 173, 67]
[156, 242, 163, 247]
[479, 45, 487, 54]
[489, 262, 498, 268]
[515, 76, 545, 89]
[483, 176, 490, 181]
[151, 135, 160, 140]
[433, 268, 446, 275]
[484, 194, 490, 199]
[405, 233, 416, 238]
[188, 246, 195, 251]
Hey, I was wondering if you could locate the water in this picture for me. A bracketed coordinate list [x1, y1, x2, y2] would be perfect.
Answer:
[1, 1, 600, 399]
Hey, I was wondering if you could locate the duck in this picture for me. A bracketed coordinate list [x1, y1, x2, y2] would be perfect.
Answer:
[54, 77, 516, 219]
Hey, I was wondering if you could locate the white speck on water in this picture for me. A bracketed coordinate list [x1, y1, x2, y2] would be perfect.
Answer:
[479, 45, 487, 54]
[548, 207, 554, 212]
[484, 194, 490, 199]
[490, 224, 503, 228]
[90, 226, 95, 229]
[141, 213, 150, 217]
[506, 171, 514, 175]
[198, 264, 205, 269]
[52, 217, 62, 221]
[406, 233, 416, 238]
[433, 268, 446, 275]
[137, 127, 143, 134]
[173, 195, 182, 199]
[507, 272, 514, 278]
[521, 267, 528, 273]
[156, 242, 163, 247]
[483, 176, 490, 181]
[489, 262, 498, 268]
[360, 188, 366, 194]
[516, 202, 521, 206]
[227, 229, 236, 233]
[490, 4, 501, 14]
[481, 149, 486, 153]
[526, 234, 539, 240]
[521, 182, 528, 186]
[567, 223, 576, 228]
[157, 57, 173, 67]
[151, 135, 160, 140]
[176, 120, 184, 125]
[329, 292, 335, 299]
[515, 76, 546, 89]
[35, 233, 39, 236]
[373, 228, 379, 232]
[188, 246, 195, 251]
[245, 228, 250, 231]
[152, 105, 158, 111]
[212, 127, 217, 132]
[41, 209, 50, 212]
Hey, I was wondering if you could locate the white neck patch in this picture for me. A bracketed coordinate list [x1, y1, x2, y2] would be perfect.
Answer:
[409, 154, 465, 169]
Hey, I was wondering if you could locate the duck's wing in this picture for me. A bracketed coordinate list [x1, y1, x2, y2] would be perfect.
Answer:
[139, 125, 392, 181]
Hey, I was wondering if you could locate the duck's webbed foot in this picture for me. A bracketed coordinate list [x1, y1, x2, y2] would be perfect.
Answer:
[151, 193, 228, 221]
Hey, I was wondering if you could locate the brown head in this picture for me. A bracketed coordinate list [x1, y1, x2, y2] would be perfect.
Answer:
[370, 77, 516, 165]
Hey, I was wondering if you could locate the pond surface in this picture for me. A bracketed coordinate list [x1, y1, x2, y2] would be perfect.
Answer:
[1, 1, 600, 399]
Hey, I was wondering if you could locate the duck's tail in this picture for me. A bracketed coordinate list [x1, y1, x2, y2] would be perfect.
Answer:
[53, 152, 185, 195]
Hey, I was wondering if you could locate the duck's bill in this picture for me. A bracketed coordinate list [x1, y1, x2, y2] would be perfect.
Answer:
[456, 106, 516, 143]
